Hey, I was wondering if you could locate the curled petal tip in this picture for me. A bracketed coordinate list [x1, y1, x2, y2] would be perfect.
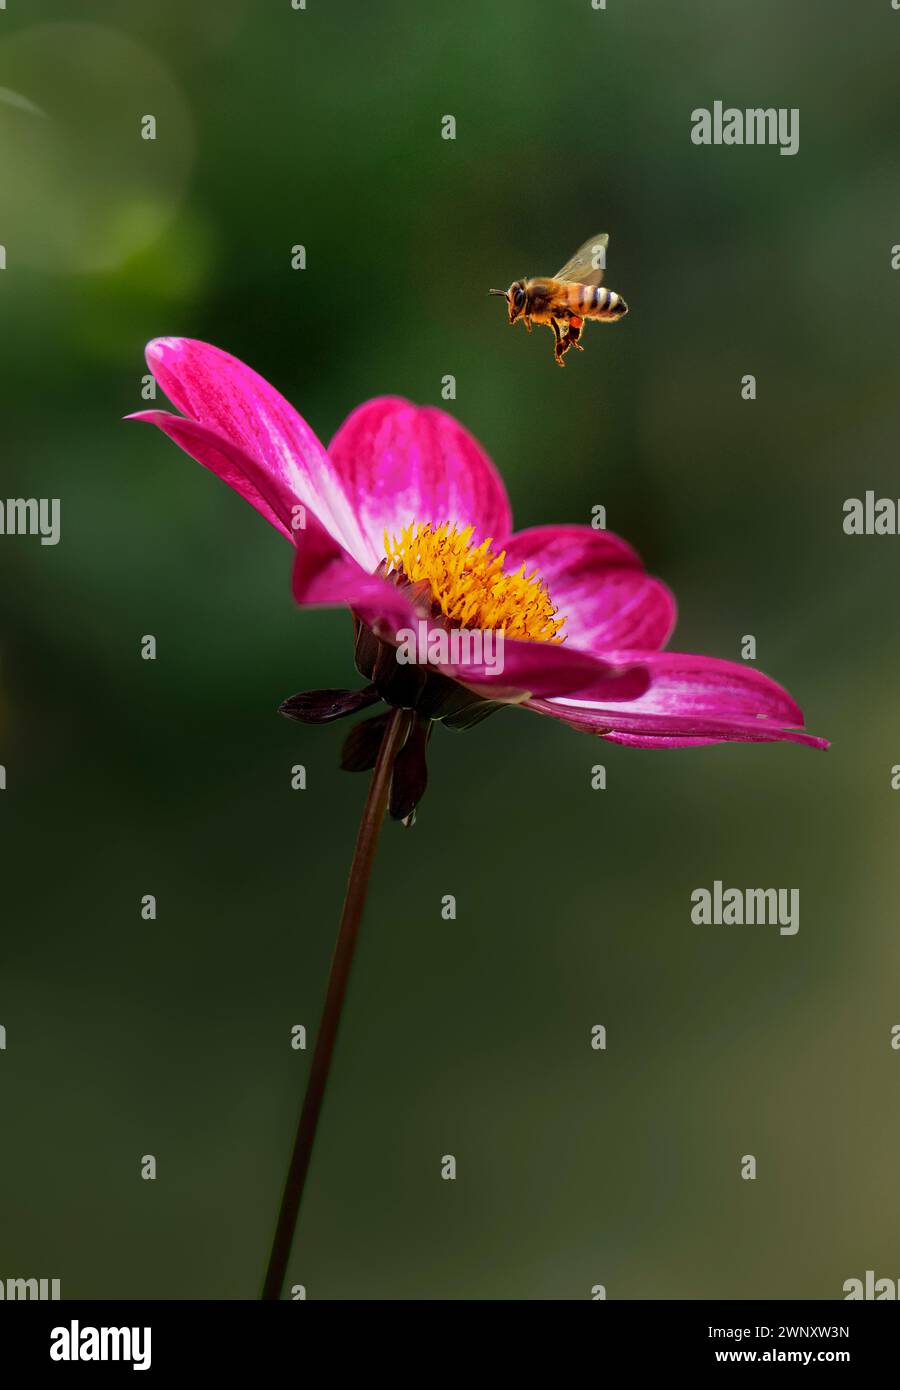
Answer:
[145, 335, 184, 360]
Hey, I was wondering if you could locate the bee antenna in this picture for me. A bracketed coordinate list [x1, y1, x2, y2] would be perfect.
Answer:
[487, 288, 508, 298]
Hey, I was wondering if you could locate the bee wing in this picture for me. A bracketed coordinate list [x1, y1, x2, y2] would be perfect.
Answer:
[553, 233, 609, 286]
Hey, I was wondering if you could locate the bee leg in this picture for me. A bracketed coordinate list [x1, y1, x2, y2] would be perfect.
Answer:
[524, 316, 533, 333]
[564, 315, 585, 352]
[551, 317, 568, 367]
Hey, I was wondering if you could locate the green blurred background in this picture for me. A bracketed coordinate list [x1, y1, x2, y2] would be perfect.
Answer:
[1, 0, 898, 1300]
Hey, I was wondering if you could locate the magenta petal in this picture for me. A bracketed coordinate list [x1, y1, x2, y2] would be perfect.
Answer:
[126, 407, 412, 630]
[606, 651, 805, 722]
[603, 730, 828, 748]
[501, 524, 676, 653]
[136, 338, 371, 561]
[532, 707, 828, 748]
[529, 651, 828, 748]
[291, 517, 417, 635]
[129, 410, 299, 540]
[440, 636, 650, 702]
[327, 397, 513, 560]
[502, 523, 642, 570]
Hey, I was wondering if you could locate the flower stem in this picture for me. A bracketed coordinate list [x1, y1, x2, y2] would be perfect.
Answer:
[261, 704, 412, 1300]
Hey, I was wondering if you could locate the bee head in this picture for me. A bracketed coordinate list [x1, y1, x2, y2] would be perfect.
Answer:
[507, 281, 527, 323]
[489, 281, 527, 324]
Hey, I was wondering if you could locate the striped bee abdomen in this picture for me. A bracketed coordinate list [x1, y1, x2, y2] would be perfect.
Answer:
[563, 283, 627, 319]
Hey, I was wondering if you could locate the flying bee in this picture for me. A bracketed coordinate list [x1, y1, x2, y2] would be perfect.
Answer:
[489, 233, 628, 366]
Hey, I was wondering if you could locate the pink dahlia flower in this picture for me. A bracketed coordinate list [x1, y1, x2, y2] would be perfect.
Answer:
[130, 338, 826, 795]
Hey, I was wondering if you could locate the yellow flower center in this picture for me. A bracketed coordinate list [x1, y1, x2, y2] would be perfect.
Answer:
[384, 521, 566, 643]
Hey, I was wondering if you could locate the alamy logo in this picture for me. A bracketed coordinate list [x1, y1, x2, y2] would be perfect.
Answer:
[691, 102, 799, 156]
[691, 881, 799, 935]
[843, 1271, 900, 1299]
[50, 1321, 151, 1371]
[843, 493, 900, 535]
[0, 1276, 60, 1299]
[0, 497, 61, 545]
[395, 620, 505, 674]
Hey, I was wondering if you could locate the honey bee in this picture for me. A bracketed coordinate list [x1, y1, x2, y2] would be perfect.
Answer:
[489, 233, 628, 366]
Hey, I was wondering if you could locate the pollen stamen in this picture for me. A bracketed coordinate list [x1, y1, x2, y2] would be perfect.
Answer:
[384, 521, 566, 643]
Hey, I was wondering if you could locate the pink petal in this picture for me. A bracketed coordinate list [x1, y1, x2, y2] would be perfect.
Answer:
[126, 407, 414, 630]
[501, 524, 676, 654]
[378, 615, 650, 701]
[529, 652, 828, 748]
[608, 728, 828, 748]
[604, 731, 825, 748]
[134, 338, 371, 562]
[327, 397, 513, 563]
[443, 636, 650, 702]
[129, 409, 297, 541]
[291, 518, 418, 636]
